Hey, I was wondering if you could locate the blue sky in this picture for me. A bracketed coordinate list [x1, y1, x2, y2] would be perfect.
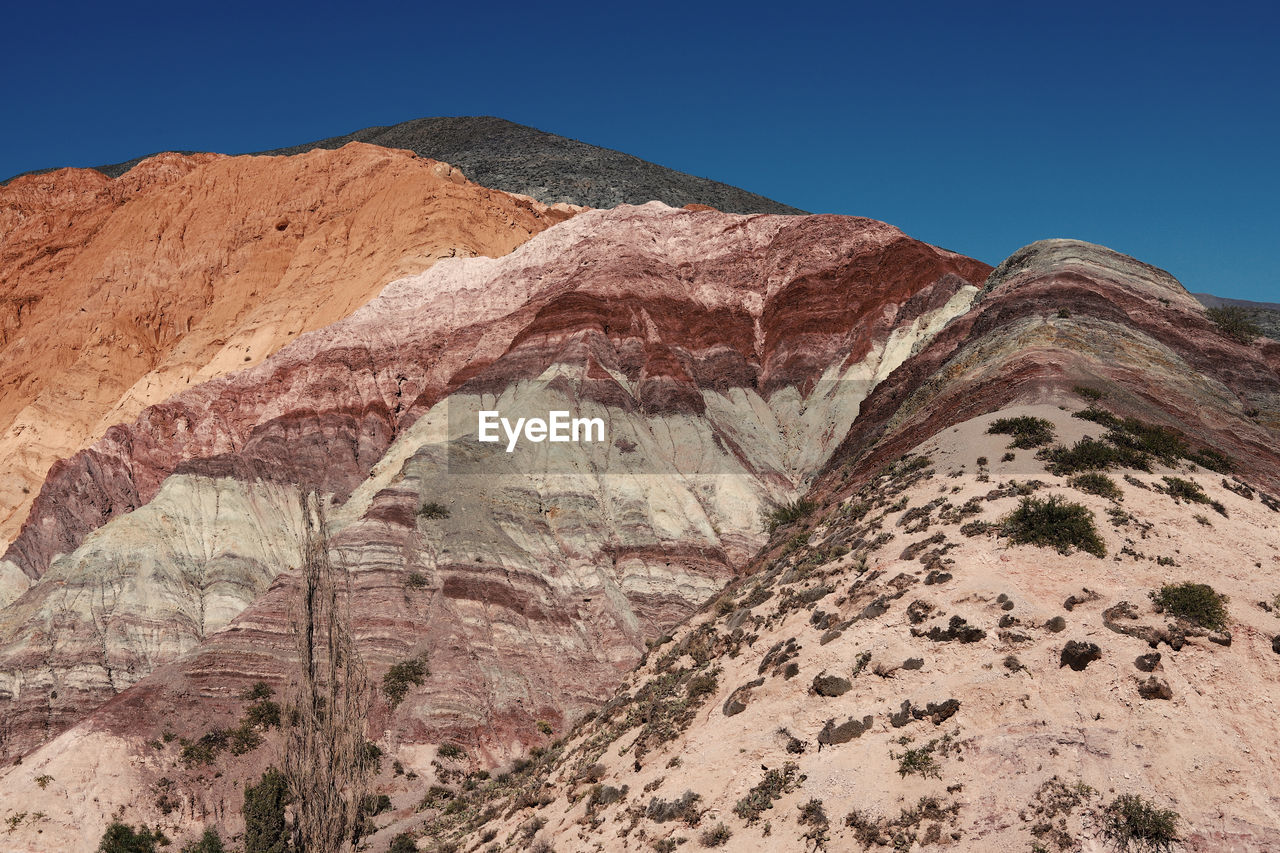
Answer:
[3, 0, 1277, 301]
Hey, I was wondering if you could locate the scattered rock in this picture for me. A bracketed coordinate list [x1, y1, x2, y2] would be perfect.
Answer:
[902, 658, 925, 671]
[906, 599, 935, 625]
[1063, 589, 1101, 611]
[723, 678, 765, 717]
[1137, 677, 1173, 700]
[1208, 631, 1232, 647]
[1060, 641, 1102, 671]
[923, 570, 953, 585]
[912, 699, 961, 725]
[1134, 653, 1162, 672]
[1044, 616, 1067, 633]
[914, 615, 987, 643]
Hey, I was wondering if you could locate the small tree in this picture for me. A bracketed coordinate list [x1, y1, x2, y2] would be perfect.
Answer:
[282, 491, 372, 853]
[244, 768, 291, 853]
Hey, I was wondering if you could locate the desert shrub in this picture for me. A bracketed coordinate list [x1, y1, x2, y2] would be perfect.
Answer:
[243, 698, 281, 730]
[1074, 386, 1105, 401]
[383, 656, 429, 708]
[1206, 306, 1261, 344]
[699, 823, 732, 847]
[766, 499, 815, 533]
[418, 502, 450, 519]
[180, 729, 230, 766]
[733, 762, 801, 824]
[1107, 420, 1187, 463]
[1003, 495, 1106, 557]
[1102, 793, 1179, 852]
[1187, 447, 1233, 473]
[181, 829, 225, 853]
[405, 571, 429, 589]
[1074, 406, 1123, 428]
[242, 681, 272, 701]
[1161, 477, 1209, 504]
[895, 744, 941, 778]
[798, 798, 830, 850]
[685, 672, 718, 701]
[1042, 437, 1147, 475]
[388, 834, 417, 853]
[98, 822, 169, 853]
[437, 742, 466, 760]
[1070, 472, 1122, 501]
[1150, 582, 1229, 631]
[987, 416, 1056, 449]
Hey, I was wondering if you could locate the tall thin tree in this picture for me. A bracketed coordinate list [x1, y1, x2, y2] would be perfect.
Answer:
[282, 490, 371, 853]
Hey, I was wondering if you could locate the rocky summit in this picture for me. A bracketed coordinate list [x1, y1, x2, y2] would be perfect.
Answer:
[0, 130, 1277, 853]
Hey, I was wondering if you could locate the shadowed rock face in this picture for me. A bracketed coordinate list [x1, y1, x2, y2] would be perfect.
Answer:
[0, 203, 988, 773]
[0, 142, 572, 563]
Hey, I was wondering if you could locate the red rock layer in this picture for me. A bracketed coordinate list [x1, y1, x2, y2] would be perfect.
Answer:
[0, 143, 571, 550]
[5, 208, 988, 579]
[813, 239, 1280, 502]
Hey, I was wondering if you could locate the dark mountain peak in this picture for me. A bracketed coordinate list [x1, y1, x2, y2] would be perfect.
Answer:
[3, 115, 805, 214]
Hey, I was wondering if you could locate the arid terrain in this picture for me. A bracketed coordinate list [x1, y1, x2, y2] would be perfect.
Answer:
[0, 126, 1276, 853]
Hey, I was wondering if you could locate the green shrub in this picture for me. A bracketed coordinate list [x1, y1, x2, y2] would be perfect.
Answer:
[1187, 447, 1233, 473]
[389, 834, 418, 853]
[405, 571, 429, 589]
[241, 681, 272, 701]
[1206, 306, 1261, 344]
[383, 656, 430, 708]
[733, 762, 801, 824]
[987, 416, 1056, 449]
[1150, 582, 1229, 631]
[1041, 438, 1132, 474]
[181, 829, 225, 853]
[1102, 793, 1179, 852]
[97, 822, 169, 853]
[1003, 495, 1106, 557]
[418, 502, 450, 519]
[1162, 477, 1209, 504]
[243, 769, 290, 853]
[1107, 420, 1188, 463]
[766, 499, 815, 533]
[699, 823, 731, 847]
[895, 745, 941, 778]
[1073, 386, 1105, 401]
[685, 672, 718, 701]
[1070, 472, 1123, 501]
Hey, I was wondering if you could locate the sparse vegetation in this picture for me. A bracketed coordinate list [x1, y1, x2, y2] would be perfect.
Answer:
[698, 823, 732, 847]
[406, 571, 429, 589]
[1074, 386, 1105, 401]
[798, 798, 830, 850]
[1206, 305, 1261, 344]
[987, 416, 1056, 449]
[180, 829, 225, 853]
[388, 834, 417, 853]
[733, 762, 801, 824]
[96, 822, 169, 853]
[383, 656, 430, 708]
[1070, 472, 1123, 501]
[1003, 495, 1106, 557]
[1101, 793, 1179, 852]
[243, 769, 290, 853]
[418, 502, 450, 519]
[1150, 582, 1229, 631]
[766, 499, 815, 533]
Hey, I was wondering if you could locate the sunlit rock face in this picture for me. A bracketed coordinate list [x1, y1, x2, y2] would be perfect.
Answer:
[0, 202, 989, 779]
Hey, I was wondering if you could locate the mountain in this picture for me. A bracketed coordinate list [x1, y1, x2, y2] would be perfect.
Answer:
[3, 116, 805, 214]
[409, 240, 1280, 853]
[0, 129, 1278, 853]
[0, 202, 989, 850]
[0, 142, 574, 604]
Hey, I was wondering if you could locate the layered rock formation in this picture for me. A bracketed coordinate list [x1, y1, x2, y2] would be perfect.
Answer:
[0, 204, 990, 850]
[0, 141, 572, 591]
[427, 241, 1280, 853]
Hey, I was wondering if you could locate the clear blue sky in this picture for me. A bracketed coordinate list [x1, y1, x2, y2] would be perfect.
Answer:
[3, 0, 1277, 301]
